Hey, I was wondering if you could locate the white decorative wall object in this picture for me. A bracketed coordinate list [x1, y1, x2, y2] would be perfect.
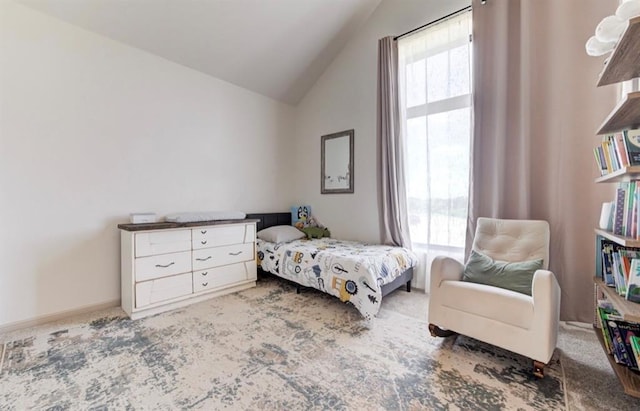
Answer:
[617, 0, 640, 21]
[585, 35, 616, 56]
[595, 15, 627, 43]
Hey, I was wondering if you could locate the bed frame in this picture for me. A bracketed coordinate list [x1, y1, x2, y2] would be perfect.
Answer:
[246, 212, 413, 298]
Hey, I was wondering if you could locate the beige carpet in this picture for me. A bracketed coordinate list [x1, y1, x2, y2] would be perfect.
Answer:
[0, 276, 636, 410]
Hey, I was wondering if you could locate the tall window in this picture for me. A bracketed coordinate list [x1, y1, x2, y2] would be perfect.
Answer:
[398, 11, 472, 256]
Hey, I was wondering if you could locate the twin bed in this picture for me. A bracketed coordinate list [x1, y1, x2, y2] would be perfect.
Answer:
[246, 213, 418, 320]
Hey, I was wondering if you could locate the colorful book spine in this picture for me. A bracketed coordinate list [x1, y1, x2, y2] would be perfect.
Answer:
[603, 140, 614, 173]
[626, 258, 640, 303]
[631, 336, 640, 370]
[623, 182, 631, 236]
[624, 128, 640, 166]
[614, 186, 626, 236]
[602, 242, 615, 286]
[594, 147, 607, 175]
[599, 301, 624, 362]
[618, 249, 640, 287]
[614, 320, 640, 370]
[629, 182, 637, 237]
[597, 146, 608, 175]
[597, 304, 615, 355]
[631, 186, 640, 238]
[609, 138, 621, 171]
[611, 135, 622, 170]
[607, 319, 634, 367]
[612, 252, 627, 295]
[615, 132, 631, 167]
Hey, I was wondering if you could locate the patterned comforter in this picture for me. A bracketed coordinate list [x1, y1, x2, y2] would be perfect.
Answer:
[256, 238, 417, 319]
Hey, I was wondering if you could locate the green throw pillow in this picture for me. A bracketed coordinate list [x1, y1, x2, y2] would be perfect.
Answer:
[462, 250, 543, 296]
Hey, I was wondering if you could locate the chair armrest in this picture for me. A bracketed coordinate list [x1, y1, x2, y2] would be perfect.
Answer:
[430, 256, 464, 290]
[531, 269, 561, 305]
[531, 269, 561, 359]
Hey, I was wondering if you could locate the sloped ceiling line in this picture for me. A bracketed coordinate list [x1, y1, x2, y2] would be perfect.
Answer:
[18, 0, 382, 105]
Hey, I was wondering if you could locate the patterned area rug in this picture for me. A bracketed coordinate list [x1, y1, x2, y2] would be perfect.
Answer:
[0, 277, 564, 410]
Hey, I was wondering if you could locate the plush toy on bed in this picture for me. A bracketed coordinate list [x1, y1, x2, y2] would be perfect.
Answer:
[301, 226, 331, 239]
[291, 205, 312, 229]
[290, 205, 331, 238]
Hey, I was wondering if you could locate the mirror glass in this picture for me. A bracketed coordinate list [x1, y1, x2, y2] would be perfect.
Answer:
[321, 129, 354, 194]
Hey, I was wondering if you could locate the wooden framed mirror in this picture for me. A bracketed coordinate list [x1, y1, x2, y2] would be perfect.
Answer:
[321, 129, 354, 194]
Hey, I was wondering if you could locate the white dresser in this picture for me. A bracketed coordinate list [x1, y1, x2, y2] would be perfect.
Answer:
[119, 219, 257, 319]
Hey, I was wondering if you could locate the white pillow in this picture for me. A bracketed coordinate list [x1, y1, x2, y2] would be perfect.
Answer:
[257, 225, 305, 243]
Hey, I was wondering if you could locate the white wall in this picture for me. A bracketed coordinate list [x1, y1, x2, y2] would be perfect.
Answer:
[0, 2, 295, 327]
[293, 0, 470, 244]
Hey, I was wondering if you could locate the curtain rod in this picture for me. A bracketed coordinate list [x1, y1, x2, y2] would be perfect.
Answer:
[394, 5, 472, 41]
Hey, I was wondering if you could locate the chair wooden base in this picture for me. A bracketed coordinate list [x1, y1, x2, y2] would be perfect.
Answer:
[428, 324, 548, 378]
[428, 323, 457, 338]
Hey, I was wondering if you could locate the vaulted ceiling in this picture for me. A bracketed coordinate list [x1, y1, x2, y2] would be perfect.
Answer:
[18, 0, 382, 105]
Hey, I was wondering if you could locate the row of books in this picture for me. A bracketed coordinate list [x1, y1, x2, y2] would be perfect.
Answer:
[600, 239, 640, 303]
[597, 300, 640, 371]
[601, 182, 640, 239]
[593, 129, 640, 176]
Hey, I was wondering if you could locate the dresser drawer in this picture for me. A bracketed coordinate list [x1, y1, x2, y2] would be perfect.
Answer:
[135, 250, 192, 282]
[135, 272, 193, 308]
[121, 221, 258, 320]
[135, 230, 191, 257]
[192, 224, 254, 249]
[192, 242, 254, 271]
[193, 260, 256, 293]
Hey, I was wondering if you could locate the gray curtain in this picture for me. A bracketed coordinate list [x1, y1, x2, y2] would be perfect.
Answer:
[377, 36, 411, 248]
[468, 0, 617, 322]
[466, 0, 531, 251]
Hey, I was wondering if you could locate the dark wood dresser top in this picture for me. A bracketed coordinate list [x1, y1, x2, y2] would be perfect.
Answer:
[118, 218, 260, 232]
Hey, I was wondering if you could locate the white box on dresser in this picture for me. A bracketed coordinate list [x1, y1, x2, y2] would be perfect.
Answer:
[119, 219, 258, 319]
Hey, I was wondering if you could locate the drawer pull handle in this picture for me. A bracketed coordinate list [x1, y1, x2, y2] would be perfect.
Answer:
[201, 230, 207, 234]
[196, 256, 212, 261]
[155, 262, 175, 268]
[201, 271, 208, 276]
[202, 282, 208, 287]
[201, 240, 207, 245]
[229, 251, 242, 256]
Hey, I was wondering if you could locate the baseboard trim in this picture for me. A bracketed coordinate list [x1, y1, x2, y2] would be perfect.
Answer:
[0, 300, 121, 335]
[561, 321, 592, 330]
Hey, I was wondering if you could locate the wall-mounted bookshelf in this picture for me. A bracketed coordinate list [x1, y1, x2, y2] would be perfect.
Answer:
[596, 165, 640, 183]
[595, 277, 640, 322]
[592, 10, 640, 398]
[597, 91, 640, 135]
[593, 324, 640, 397]
[598, 16, 640, 87]
[595, 229, 640, 248]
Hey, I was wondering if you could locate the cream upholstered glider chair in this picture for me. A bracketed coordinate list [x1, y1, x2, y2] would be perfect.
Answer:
[428, 217, 561, 377]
